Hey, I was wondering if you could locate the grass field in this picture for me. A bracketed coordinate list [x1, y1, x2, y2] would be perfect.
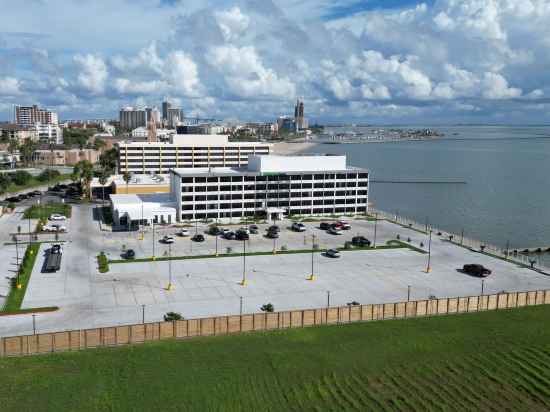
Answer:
[2, 306, 550, 411]
[23, 202, 72, 219]
[1, 243, 40, 312]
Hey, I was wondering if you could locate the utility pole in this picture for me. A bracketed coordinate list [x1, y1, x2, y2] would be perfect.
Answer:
[373, 212, 378, 248]
[32, 314, 36, 335]
[166, 243, 174, 291]
[240, 239, 247, 286]
[142, 304, 145, 324]
[327, 290, 331, 308]
[481, 279, 485, 296]
[152, 220, 156, 260]
[239, 296, 243, 315]
[307, 234, 316, 281]
[426, 230, 433, 273]
[407, 285, 411, 302]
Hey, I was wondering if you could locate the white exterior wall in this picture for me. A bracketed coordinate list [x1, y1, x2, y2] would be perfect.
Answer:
[248, 155, 346, 173]
[171, 134, 229, 145]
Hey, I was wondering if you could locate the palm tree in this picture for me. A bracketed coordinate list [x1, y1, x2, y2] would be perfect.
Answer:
[123, 171, 131, 194]
[98, 171, 108, 205]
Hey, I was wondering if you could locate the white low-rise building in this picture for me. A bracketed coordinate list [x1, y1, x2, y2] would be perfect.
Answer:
[110, 193, 177, 227]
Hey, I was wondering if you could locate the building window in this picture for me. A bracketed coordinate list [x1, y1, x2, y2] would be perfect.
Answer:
[181, 177, 193, 183]
[207, 195, 218, 201]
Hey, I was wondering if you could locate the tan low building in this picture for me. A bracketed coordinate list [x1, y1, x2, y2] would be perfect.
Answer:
[91, 174, 170, 200]
[33, 149, 101, 166]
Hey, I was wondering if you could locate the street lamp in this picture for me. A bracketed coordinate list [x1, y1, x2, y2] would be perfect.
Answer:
[327, 290, 331, 308]
[407, 285, 411, 302]
[141, 304, 146, 324]
[239, 296, 243, 315]
[426, 230, 433, 273]
[151, 220, 156, 260]
[215, 234, 219, 257]
[307, 234, 316, 281]
[373, 212, 378, 248]
[32, 314, 36, 335]
[481, 279, 485, 296]
[166, 243, 174, 291]
[240, 238, 247, 286]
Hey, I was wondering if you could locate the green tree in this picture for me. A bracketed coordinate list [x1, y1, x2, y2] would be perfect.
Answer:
[93, 138, 106, 151]
[12, 170, 33, 186]
[123, 171, 131, 194]
[98, 170, 108, 205]
[73, 160, 94, 199]
[19, 140, 38, 167]
[98, 148, 118, 174]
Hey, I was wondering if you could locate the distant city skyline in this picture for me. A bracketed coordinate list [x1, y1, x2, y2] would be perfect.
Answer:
[0, 0, 549, 124]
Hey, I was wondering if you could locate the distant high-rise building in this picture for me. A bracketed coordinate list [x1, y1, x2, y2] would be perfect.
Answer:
[294, 99, 307, 131]
[15, 105, 58, 126]
[119, 107, 147, 130]
[145, 107, 161, 126]
[167, 108, 183, 128]
[162, 101, 171, 121]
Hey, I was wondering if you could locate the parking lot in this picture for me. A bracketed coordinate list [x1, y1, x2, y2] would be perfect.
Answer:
[1, 203, 550, 337]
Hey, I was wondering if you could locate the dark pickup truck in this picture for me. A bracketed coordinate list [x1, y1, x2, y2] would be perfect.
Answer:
[44, 244, 62, 272]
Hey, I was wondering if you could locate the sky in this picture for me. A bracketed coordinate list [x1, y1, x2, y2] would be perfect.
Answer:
[0, 0, 549, 124]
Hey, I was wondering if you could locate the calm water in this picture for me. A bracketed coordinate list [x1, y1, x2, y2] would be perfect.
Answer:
[303, 126, 550, 254]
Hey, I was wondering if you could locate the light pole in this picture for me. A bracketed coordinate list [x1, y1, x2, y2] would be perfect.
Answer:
[460, 229, 464, 246]
[373, 212, 378, 248]
[14, 235, 21, 289]
[481, 279, 485, 296]
[307, 234, 316, 281]
[166, 243, 174, 291]
[142, 304, 145, 324]
[272, 236, 277, 254]
[32, 314, 36, 335]
[426, 230, 433, 273]
[240, 296, 243, 315]
[151, 220, 156, 260]
[215, 234, 219, 257]
[407, 285, 411, 302]
[240, 238, 247, 286]
[327, 290, 331, 308]
[505, 240, 510, 260]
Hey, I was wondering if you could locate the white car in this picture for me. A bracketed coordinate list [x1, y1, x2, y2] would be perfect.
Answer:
[178, 229, 190, 237]
[291, 222, 306, 232]
[162, 235, 175, 244]
[43, 224, 67, 232]
[328, 227, 343, 235]
[239, 227, 250, 235]
[49, 214, 66, 221]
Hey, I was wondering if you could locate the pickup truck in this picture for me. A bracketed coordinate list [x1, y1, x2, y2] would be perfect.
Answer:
[44, 244, 63, 272]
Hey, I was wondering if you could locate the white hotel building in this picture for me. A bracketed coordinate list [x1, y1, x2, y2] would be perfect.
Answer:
[117, 134, 272, 175]
[110, 155, 368, 226]
[170, 155, 369, 222]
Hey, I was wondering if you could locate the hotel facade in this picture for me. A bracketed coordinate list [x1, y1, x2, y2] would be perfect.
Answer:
[117, 135, 272, 175]
[170, 155, 369, 222]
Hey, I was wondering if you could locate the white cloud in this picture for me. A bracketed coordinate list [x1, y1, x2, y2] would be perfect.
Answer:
[0, 77, 21, 95]
[164, 51, 202, 96]
[208, 45, 295, 99]
[481, 72, 522, 99]
[215, 7, 250, 42]
[73, 54, 108, 94]
[114, 78, 166, 95]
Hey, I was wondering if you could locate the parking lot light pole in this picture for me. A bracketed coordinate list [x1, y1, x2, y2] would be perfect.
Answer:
[243, 239, 249, 284]
[142, 304, 145, 324]
[32, 314, 36, 335]
[240, 296, 243, 315]
[272, 237, 277, 254]
[215, 234, 219, 257]
[166, 243, 174, 291]
[373, 213, 378, 248]
[327, 291, 331, 308]
[307, 234, 316, 281]
[151, 221, 156, 260]
[481, 279, 485, 296]
[426, 230, 433, 273]
[407, 285, 411, 302]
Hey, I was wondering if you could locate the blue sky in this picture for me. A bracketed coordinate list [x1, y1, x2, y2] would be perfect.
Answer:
[0, 0, 549, 124]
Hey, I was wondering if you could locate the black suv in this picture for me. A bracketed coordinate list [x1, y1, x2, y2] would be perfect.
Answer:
[463, 264, 492, 277]
[192, 234, 205, 242]
[320, 222, 331, 230]
[236, 230, 249, 241]
[352, 236, 371, 247]
[209, 226, 222, 236]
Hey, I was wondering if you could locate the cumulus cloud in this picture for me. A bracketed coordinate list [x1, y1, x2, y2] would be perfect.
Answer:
[481, 72, 522, 99]
[0, 77, 21, 95]
[208, 45, 295, 99]
[215, 7, 249, 41]
[73, 54, 108, 94]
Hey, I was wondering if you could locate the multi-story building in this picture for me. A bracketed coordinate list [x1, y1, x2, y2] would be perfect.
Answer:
[15, 105, 58, 126]
[35, 123, 63, 144]
[166, 107, 183, 128]
[119, 107, 147, 130]
[33, 148, 101, 166]
[117, 135, 272, 175]
[294, 99, 308, 131]
[169, 155, 369, 222]
[176, 124, 226, 135]
[162, 101, 171, 121]
[131, 127, 175, 141]
[0, 124, 39, 143]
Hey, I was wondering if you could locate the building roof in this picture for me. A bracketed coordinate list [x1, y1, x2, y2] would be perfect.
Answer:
[110, 193, 176, 220]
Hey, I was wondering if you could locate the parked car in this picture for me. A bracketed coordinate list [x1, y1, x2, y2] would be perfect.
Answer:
[224, 231, 236, 240]
[325, 249, 341, 258]
[236, 230, 249, 241]
[5, 196, 19, 202]
[124, 249, 136, 259]
[45, 224, 67, 232]
[239, 227, 250, 235]
[320, 222, 331, 230]
[336, 220, 351, 230]
[463, 264, 492, 277]
[352, 236, 371, 247]
[209, 226, 222, 236]
[221, 228, 231, 236]
[192, 234, 205, 242]
[249, 225, 259, 234]
[26, 192, 36, 197]
[18, 194, 28, 200]
[327, 227, 343, 235]
[162, 235, 175, 244]
[32, 190, 42, 196]
[266, 231, 279, 239]
[268, 225, 280, 233]
[249, 224, 259, 231]
[291, 222, 306, 232]
[49, 214, 66, 221]
[178, 229, 190, 237]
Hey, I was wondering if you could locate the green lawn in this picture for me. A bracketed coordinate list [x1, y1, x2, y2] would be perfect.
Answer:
[1, 243, 40, 312]
[23, 202, 72, 219]
[4, 173, 71, 194]
[2, 305, 550, 411]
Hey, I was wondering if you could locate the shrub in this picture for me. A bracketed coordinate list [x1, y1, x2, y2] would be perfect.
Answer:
[164, 312, 183, 321]
[261, 303, 274, 313]
[226, 247, 233, 254]
[97, 252, 109, 273]
[37, 169, 60, 182]
[281, 245, 288, 251]
[12, 170, 33, 186]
